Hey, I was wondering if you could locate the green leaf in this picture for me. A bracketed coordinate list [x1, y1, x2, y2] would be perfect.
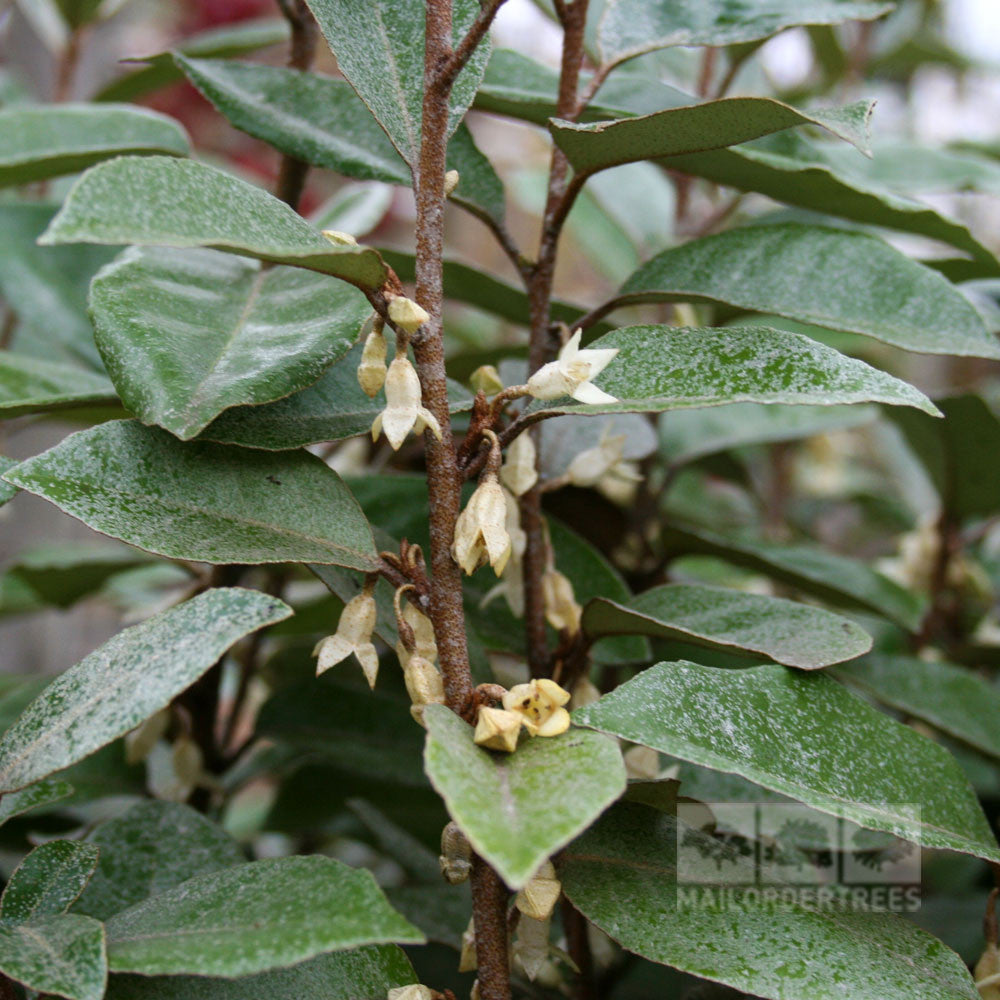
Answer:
[96, 18, 292, 103]
[659, 402, 877, 466]
[72, 801, 246, 921]
[40, 157, 389, 291]
[91, 245, 369, 439]
[0, 104, 189, 187]
[582, 583, 871, 669]
[598, 0, 893, 69]
[561, 801, 979, 1000]
[1, 841, 100, 922]
[0, 457, 17, 508]
[604, 223, 999, 359]
[528, 325, 939, 420]
[0, 352, 117, 418]
[0, 778, 74, 825]
[836, 655, 1000, 764]
[0, 913, 106, 1000]
[105, 856, 423, 976]
[200, 342, 472, 451]
[0, 587, 291, 793]
[661, 523, 926, 630]
[423, 704, 626, 888]
[574, 661, 1000, 863]
[303, 0, 491, 163]
[891, 394, 1000, 521]
[2, 421, 379, 568]
[105, 947, 416, 1000]
[173, 57, 505, 226]
[550, 97, 873, 176]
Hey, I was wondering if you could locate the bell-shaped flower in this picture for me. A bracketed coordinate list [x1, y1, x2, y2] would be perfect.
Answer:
[479, 488, 527, 616]
[503, 678, 571, 738]
[526, 329, 618, 404]
[452, 472, 512, 576]
[511, 912, 552, 982]
[314, 591, 379, 688]
[357, 327, 388, 398]
[372, 356, 442, 450]
[500, 433, 538, 496]
[567, 428, 627, 487]
[402, 654, 445, 726]
[515, 860, 561, 921]
[542, 567, 582, 634]
[395, 602, 438, 670]
[387, 295, 429, 334]
[474, 706, 523, 753]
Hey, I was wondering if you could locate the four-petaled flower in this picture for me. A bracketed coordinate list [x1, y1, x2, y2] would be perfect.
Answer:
[372, 356, 442, 450]
[527, 329, 619, 405]
[503, 678, 571, 737]
[314, 591, 378, 688]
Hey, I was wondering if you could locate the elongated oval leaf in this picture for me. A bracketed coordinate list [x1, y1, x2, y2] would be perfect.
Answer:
[72, 801, 246, 921]
[606, 223, 999, 359]
[836, 655, 1000, 763]
[91, 246, 368, 439]
[550, 98, 872, 177]
[0, 914, 106, 1000]
[303, 0, 490, 163]
[105, 856, 423, 976]
[2, 421, 378, 568]
[561, 801, 979, 1000]
[0, 587, 291, 793]
[0, 104, 188, 187]
[0, 458, 16, 508]
[575, 661, 1000, 863]
[1, 841, 100, 923]
[40, 156, 388, 291]
[598, 0, 893, 68]
[0, 352, 116, 418]
[582, 583, 871, 669]
[106, 947, 416, 1000]
[423, 704, 626, 888]
[0, 777, 74, 825]
[529, 325, 938, 420]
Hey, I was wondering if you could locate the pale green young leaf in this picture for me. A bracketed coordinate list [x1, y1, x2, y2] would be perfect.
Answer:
[40, 157, 389, 291]
[0, 352, 117, 418]
[105, 856, 423, 976]
[90, 245, 369, 439]
[0, 588, 291, 793]
[574, 661, 1000, 863]
[582, 583, 872, 669]
[1, 841, 100, 923]
[423, 704, 627, 889]
[2, 421, 379, 568]
[0, 104, 188, 187]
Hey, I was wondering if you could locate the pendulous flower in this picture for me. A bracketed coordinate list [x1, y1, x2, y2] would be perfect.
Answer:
[314, 589, 379, 688]
[526, 329, 619, 405]
[372, 356, 442, 450]
[452, 471, 512, 576]
[500, 432, 538, 496]
[387, 295, 429, 334]
[357, 326, 388, 398]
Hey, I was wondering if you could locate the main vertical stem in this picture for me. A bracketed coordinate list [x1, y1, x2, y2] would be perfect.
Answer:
[275, 0, 319, 209]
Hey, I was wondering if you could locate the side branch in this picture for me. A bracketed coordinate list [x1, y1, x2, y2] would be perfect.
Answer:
[439, 0, 509, 87]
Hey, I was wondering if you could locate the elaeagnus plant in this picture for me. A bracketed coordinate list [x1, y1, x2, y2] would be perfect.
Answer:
[3, 0, 1000, 998]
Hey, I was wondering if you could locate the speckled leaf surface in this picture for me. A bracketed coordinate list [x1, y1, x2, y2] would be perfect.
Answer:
[2, 421, 378, 567]
[659, 402, 876, 466]
[72, 801, 245, 921]
[550, 98, 872, 176]
[174, 57, 505, 225]
[661, 523, 926, 630]
[0, 457, 16, 507]
[303, 0, 490, 163]
[528, 325, 938, 421]
[0, 777, 74, 825]
[200, 341, 472, 450]
[40, 156, 388, 290]
[574, 661, 1000, 863]
[105, 947, 415, 1000]
[837, 655, 1000, 763]
[560, 801, 979, 1000]
[105, 856, 423, 976]
[0, 104, 188, 187]
[90, 245, 368, 439]
[0, 587, 291, 793]
[582, 583, 871, 669]
[608, 224, 999, 358]
[598, 0, 892, 68]
[423, 705, 626, 889]
[1, 841, 99, 923]
[0, 352, 117, 418]
[0, 913, 107, 1000]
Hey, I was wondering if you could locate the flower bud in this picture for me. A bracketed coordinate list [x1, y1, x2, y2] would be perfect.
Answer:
[452, 472, 512, 576]
[444, 169, 460, 197]
[975, 943, 1000, 1000]
[567, 431, 626, 488]
[569, 677, 601, 710]
[403, 654, 445, 727]
[623, 745, 661, 780]
[500, 433, 538, 497]
[439, 821, 473, 884]
[322, 229, 358, 246]
[469, 364, 504, 396]
[314, 591, 379, 688]
[503, 679, 571, 738]
[387, 295, 430, 334]
[396, 602, 438, 669]
[387, 987, 433, 1000]
[515, 860, 561, 921]
[474, 706, 523, 753]
[357, 327, 388, 398]
[542, 568, 582, 635]
[511, 914, 551, 982]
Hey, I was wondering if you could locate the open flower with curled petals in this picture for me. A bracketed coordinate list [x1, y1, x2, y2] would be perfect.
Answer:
[526, 329, 618, 405]
[452, 472, 511, 576]
[503, 678, 571, 737]
[314, 590, 379, 688]
[372, 356, 442, 450]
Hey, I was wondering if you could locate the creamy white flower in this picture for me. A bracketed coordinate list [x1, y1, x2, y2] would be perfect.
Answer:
[314, 591, 379, 688]
[322, 229, 358, 246]
[542, 568, 581, 635]
[444, 169, 460, 197]
[500, 433, 538, 496]
[474, 705, 523, 753]
[357, 327, 388, 398]
[403, 654, 445, 726]
[452, 472, 512, 576]
[567, 428, 627, 487]
[526, 329, 618, 404]
[387, 987, 433, 1000]
[372, 356, 442, 450]
[387, 295, 429, 334]
[511, 913, 552, 982]
[503, 679, 571, 738]
[395, 602, 438, 669]
[515, 860, 561, 921]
